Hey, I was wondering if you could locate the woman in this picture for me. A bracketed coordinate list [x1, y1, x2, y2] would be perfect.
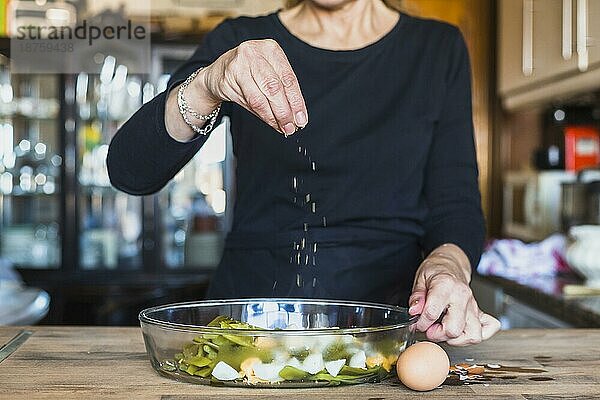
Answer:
[107, 0, 501, 346]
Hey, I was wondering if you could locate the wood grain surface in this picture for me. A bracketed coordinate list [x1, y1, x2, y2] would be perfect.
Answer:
[0, 327, 599, 399]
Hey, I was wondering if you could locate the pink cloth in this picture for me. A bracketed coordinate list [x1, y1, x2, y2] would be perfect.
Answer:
[477, 234, 572, 279]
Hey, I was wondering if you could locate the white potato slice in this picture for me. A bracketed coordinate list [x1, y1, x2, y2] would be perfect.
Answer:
[211, 361, 240, 381]
[253, 362, 285, 382]
[324, 359, 346, 377]
[302, 353, 325, 374]
[349, 350, 367, 369]
[286, 357, 302, 369]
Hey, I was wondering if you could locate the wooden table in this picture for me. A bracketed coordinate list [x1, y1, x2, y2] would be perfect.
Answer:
[1, 327, 599, 399]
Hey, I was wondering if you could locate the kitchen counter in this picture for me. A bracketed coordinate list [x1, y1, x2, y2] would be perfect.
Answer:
[475, 273, 600, 328]
[1, 327, 599, 399]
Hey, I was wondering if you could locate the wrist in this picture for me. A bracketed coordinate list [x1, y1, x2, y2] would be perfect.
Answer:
[424, 244, 472, 283]
[167, 66, 222, 142]
[191, 65, 223, 110]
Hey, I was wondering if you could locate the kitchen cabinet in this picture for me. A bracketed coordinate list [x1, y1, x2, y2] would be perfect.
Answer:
[589, 0, 600, 65]
[499, 0, 578, 95]
[498, 0, 600, 109]
[498, 0, 533, 95]
[530, 0, 580, 82]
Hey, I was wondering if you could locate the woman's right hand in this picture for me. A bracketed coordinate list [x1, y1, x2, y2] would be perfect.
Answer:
[198, 39, 308, 136]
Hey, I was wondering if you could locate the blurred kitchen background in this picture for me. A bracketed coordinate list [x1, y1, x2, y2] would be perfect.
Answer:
[0, 0, 599, 329]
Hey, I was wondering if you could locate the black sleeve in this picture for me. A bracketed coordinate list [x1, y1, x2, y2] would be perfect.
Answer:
[421, 28, 485, 269]
[106, 20, 237, 195]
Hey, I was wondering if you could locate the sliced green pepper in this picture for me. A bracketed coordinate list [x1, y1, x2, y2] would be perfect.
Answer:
[279, 366, 310, 381]
[204, 345, 218, 359]
[289, 348, 310, 361]
[222, 334, 254, 347]
[193, 366, 213, 378]
[185, 364, 199, 375]
[160, 360, 177, 372]
[192, 336, 208, 344]
[322, 341, 352, 362]
[182, 343, 199, 359]
[212, 335, 230, 346]
[339, 365, 375, 376]
[207, 315, 231, 327]
[202, 341, 219, 351]
[186, 355, 212, 368]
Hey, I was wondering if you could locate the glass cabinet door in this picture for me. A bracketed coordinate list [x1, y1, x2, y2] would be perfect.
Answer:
[0, 59, 62, 269]
[75, 56, 145, 270]
[160, 119, 232, 269]
[151, 47, 233, 270]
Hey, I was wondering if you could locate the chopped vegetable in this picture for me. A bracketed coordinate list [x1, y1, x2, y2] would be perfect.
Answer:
[253, 362, 285, 382]
[288, 347, 310, 361]
[211, 361, 239, 381]
[193, 366, 213, 378]
[323, 340, 352, 361]
[222, 334, 254, 347]
[349, 350, 367, 369]
[325, 359, 346, 377]
[160, 360, 177, 372]
[286, 357, 302, 369]
[207, 315, 230, 327]
[186, 355, 212, 367]
[168, 315, 400, 386]
[279, 365, 310, 381]
[182, 343, 199, 359]
[340, 365, 374, 376]
[301, 353, 325, 374]
[186, 364, 198, 375]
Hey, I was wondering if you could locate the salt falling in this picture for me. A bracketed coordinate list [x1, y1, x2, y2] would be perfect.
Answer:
[286, 134, 327, 290]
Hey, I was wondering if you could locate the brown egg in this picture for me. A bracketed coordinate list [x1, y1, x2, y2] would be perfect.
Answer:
[396, 341, 450, 391]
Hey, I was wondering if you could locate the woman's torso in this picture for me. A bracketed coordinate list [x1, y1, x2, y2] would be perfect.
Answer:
[208, 12, 457, 303]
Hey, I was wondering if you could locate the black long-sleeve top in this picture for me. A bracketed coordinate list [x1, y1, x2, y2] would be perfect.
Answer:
[107, 11, 485, 304]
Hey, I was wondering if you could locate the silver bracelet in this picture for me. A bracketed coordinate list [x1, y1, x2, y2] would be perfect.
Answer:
[177, 67, 222, 136]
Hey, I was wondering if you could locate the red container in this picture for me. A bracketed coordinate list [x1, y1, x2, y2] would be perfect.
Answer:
[564, 126, 600, 172]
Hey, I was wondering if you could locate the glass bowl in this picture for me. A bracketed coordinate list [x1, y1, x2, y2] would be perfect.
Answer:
[139, 298, 418, 388]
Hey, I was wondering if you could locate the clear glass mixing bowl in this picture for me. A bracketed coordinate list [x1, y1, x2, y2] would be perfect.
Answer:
[139, 298, 418, 387]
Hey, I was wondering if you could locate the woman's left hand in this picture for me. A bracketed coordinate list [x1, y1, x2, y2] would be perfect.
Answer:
[408, 244, 501, 346]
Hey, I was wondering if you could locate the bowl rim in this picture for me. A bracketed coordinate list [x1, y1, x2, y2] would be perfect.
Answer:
[139, 298, 419, 335]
